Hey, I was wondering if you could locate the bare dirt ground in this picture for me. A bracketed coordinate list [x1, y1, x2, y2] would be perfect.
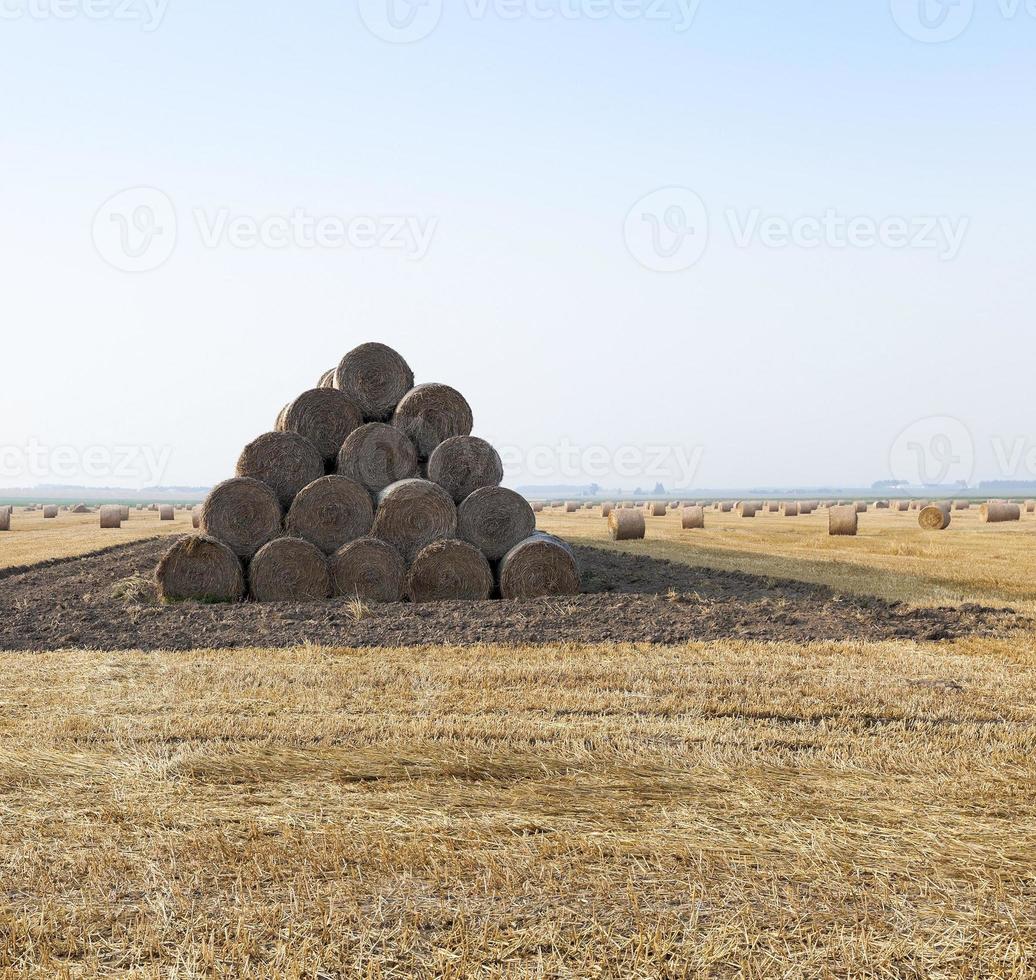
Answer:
[0, 536, 1022, 651]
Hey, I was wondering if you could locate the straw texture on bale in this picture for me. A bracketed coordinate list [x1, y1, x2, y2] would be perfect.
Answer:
[201, 478, 283, 560]
[608, 509, 645, 540]
[828, 505, 858, 536]
[278, 388, 363, 463]
[236, 431, 325, 510]
[372, 478, 457, 563]
[159, 506, 175, 521]
[191, 507, 201, 529]
[249, 537, 331, 602]
[718, 502, 732, 513]
[981, 502, 1021, 523]
[894, 500, 910, 512]
[392, 383, 473, 458]
[43, 506, 58, 519]
[736, 501, 759, 518]
[647, 502, 666, 517]
[317, 368, 336, 389]
[329, 536, 405, 603]
[336, 422, 419, 495]
[854, 502, 868, 514]
[799, 501, 818, 514]
[156, 535, 245, 604]
[285, 475, 373, 555]
[120, 506, 130, 521]
[954, 500, 971, 510]
[405, 538, 493, 603]
[601, 502, 614, 517]
[99, 505, 122, 529]
[780, 502, 799, 517]
[335, 343, 414, 421]
[1026, 500, 1036, 513]
[426, 435, 504, 504]
[71, 504, 89, 514]
[918, 504, 952, 530]
[767, 502, 781, 513]
[0, 509, 8, 532]
[456, 486, 536, 561]
[565, 501, 579, 513]
[681, 505, 705, 529]
[498, 532, 580, 600]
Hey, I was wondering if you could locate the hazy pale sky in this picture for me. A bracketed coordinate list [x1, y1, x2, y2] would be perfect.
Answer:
[1, 1, 1033, 491]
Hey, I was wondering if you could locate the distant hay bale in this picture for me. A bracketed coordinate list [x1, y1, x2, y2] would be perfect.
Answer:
[426, 435, 504, 503]
[766, 501, 781, 513]
[286, 475, 374, 555]
[681, 505, 705, 529]
[736, 501, 759, 517]
[854, 502, 868, 514]
[874, 500, 889, 509]
[406, 539, 493, 602]
[531, 502, 544, 513]
[601, 502, 615, 517]
[954, 500, 971, 510]
[249, 537, 331, 602]
[99, 505, 122, 529]
[192, 506, 201, 529]
[1026, 500, 1036, 514]
[829, 505, 858, 536]
[372, 478, 457, 563]
[780, 502, 799, 517]
[278, 388, 363, 463]
[236, 431, 324, 509]
[564, 501, 579, 513]
[718, 502, 732, 513]
[799, 501, 818, 514]
[0, 508, 9, 532]
[329, 536, 405, 603]
[919, 504, 952, 530]
[156, 535, 245, 604]
[608, 509, 645, 540]
[648, 502, 666, 517]
[980, 502, 1021, 524]
[336, 342, 415, 421]
[498, 532, 580, 600]
[120, 506, 130, 521]
[317, 368, 336, 389]
[70, 504, 89, 514]
[337, 422, 419, 495]
[457, 486, 536, 561]
[43, 506, 58, 519]
[159, 506, 175, 521]
[392, 383, 474, 458]
[201, 478, 283, 559]
[893, 500, 910, 512]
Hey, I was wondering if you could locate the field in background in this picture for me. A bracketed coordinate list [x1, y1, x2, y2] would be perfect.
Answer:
[2, 505, 1035, 975]
[539, 506, 1036, 612]
[0, 509, 193, 571]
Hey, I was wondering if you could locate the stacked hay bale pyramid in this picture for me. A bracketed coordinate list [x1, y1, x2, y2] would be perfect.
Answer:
[157, 343, 580, 604]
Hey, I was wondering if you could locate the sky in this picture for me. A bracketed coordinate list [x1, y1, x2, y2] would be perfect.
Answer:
[0, 0, 1033, 492]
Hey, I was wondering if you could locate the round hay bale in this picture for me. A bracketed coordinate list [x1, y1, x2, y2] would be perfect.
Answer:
[275, 403, 291, 431]
[718, 501, 733, 513]
[780, 502, 799, 517]
[736, 501, 759, 518]
[278, 388, 363, 463]
[457, 486, 536, 561]
[766, 501, 781, 513]
[918, 504, 951, 530]
[70, 504, 89, 514]
[608, 509, 645, 540]
[1026, 500, 1036, 514]
[120, 506, 130, 521]
[874, 500, 889, 509]
[829, 505, 858, 536]
[954, 500, 971, 510]
[99, 505, 122, 529]
[249, 537, 331, 602]
[854, 501, 868, 514]
[0, 509, 9, 532]
[372, 478, 457, 563]
[601, 502, 615, 517]
[893, 500, 910, 512]
[191, 506, 201, 529]
[236, 431, 324, 510]
[498, 532, 580, 600]
[682, 505, 705, 529]
[531, 502, 544, 513]
[336, 343, 414, 421]
[159, 505, 175, 521]
[647, 502, 666, 517]
[43, 505, 58, 519]
[406, 538, 493, 602]
[337, 421, 419, 494]
[156, 535, 245, 604]
[980, 502, 1021, 523]
[392, 383, 473, 458]
[329, 536, 405, 602]
[286, 475, 374, 555]
[426, 435, 504, 503]
[201, 478, 283, 559]
[317, 368, 336, 389]
[564, 501, 579, 513]
[799, 500, 818, 514]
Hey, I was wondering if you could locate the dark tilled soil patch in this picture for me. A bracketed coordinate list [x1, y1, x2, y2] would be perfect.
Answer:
[0, 537, 1022, 652]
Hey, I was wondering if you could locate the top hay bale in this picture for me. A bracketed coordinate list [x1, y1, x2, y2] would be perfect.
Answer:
[335, 342, 414, 421]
